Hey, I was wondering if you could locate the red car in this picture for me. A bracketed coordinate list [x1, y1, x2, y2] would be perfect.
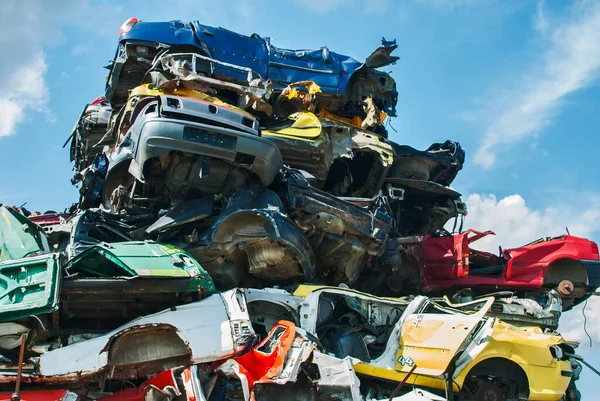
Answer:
[390, 230, 600, 309]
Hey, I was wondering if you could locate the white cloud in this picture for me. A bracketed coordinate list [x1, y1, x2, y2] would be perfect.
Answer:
[0, 0, 127, 138]
[71, 44, 90, 55]
[461, 192, 600, 347]
[0, 54, 49, 137]
[534, 0, 548, 34]
[473, 0, 600, 168]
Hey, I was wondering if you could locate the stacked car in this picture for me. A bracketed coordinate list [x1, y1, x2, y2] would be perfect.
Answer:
[0, 17, 598, 401]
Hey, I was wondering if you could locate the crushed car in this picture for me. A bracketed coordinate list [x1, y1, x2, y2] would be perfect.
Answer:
[245, 285, 581, 401]
[105, 18, 398, 129]
[0, 208, 217, 360]
[0, 289, 254, 384]
[98, 94, 282, 213]
[147, 187, 315, 289]
[262, 111, 395, 198]
[64, 97, 112, 184]
[383, 229, 600, 309]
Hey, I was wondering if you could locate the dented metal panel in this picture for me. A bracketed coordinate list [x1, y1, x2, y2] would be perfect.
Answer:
[32, 289, 255, 381]
[0, 253, 61, 322]
[0, 206, 50, 261]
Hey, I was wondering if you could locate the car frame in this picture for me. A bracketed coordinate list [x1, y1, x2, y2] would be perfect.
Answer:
[389, 229, 600, 309]
[245, 285, 580, 401]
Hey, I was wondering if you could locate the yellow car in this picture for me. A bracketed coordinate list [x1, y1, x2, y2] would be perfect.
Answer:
[262, 111, 395, 198]
[245, 285, 580, 401]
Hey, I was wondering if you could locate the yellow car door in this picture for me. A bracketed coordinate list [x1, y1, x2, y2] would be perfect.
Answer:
[395, 297, 494, 377]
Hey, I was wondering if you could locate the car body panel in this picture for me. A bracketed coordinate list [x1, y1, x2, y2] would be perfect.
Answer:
[66, 241, 215, 282]
[106, 20, 398, 118]
[263, 112, 395, 198]
[0, 289, 255, 383]
[396, 305, 489, 376]
[0, 206, 50, 261]
[246, 285, 576, 400]
[0, 253, 61, 322]
[102, 95, 283, 213]
[418, 231, 599, 293]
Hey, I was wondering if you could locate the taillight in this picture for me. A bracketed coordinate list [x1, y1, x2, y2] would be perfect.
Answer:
[119, 17, 138, 36]
[592, 241, 599, 260]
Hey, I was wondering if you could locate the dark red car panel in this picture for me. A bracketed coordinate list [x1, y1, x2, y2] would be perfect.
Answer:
[418, 230, 599, 296]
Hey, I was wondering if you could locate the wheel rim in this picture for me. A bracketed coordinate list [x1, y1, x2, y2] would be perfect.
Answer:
[482, 388, 500, 401]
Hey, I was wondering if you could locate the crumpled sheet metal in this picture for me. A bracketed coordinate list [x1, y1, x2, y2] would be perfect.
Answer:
[214, 320, 363, 401]
[0, 290, 255, 383]
[0, 206, 50, 261]
[149, 188, 315, 288]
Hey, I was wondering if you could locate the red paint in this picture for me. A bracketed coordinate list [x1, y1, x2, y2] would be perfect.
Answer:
[0, 390, 72, 401]
[417, 230, 599, 291]
[231, 320, 296, 388]
[98, 369, 179, 401]
[28, 213, 68, 227]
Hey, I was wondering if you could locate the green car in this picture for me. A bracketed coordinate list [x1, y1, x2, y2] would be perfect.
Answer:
[0, 206, 216, 338]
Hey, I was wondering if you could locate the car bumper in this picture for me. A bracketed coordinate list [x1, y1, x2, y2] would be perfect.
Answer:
[133, 118, 282, 186]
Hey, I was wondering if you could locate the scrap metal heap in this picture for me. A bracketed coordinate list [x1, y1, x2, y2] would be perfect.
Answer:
[1, 17, 598, 401]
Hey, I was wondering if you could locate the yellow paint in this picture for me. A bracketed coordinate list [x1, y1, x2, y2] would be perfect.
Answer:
[293, 285, 573, 400]
[262, 112, 322, 139]
[128, 84, 255, 119]
[356, 321, 573, 401]
[283, 81, 322, 97]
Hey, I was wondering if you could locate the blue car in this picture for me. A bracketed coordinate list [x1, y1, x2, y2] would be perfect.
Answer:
[106, 18, 398, 119]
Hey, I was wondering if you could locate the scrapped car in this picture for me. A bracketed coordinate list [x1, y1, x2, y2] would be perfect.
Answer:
[147, 187, 315, 289]
[95, 320, 449, 401]
[262, 111, 395, 198]
[388, 140, 465, 186]
[65, 96, 112, 184]
[245, 285, 581, 401]
[105, 18, 398, 122]
[97, 321, 362, 401]
[0, 242, 216, 337]
[100, 94, 282, 213]
[274, 169, 393, 285]
[0, 209, 217, 355]
[0, 289, 255, 384]
[386, 229, 600, 309]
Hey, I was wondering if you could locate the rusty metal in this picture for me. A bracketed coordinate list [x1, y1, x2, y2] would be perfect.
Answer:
[11, 333, 27, 401]
[388, 364, 417, 401]
[558, 279, 575, 296]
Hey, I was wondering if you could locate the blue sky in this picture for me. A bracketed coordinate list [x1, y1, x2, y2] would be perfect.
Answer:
[0, 0, 599, 397]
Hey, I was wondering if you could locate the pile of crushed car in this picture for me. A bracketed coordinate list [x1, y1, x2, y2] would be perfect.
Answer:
[1, 18, 599, 401]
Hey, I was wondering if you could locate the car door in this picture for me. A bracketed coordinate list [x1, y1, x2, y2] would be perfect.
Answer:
[394, 297, 493, 377]
[0, 253, 61, 322]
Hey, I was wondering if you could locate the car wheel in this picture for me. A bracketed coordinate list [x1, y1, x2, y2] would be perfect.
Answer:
[474, 382, 506, 401]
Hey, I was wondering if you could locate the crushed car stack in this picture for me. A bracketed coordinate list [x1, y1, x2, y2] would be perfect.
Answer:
[1, 17, 598, 401]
